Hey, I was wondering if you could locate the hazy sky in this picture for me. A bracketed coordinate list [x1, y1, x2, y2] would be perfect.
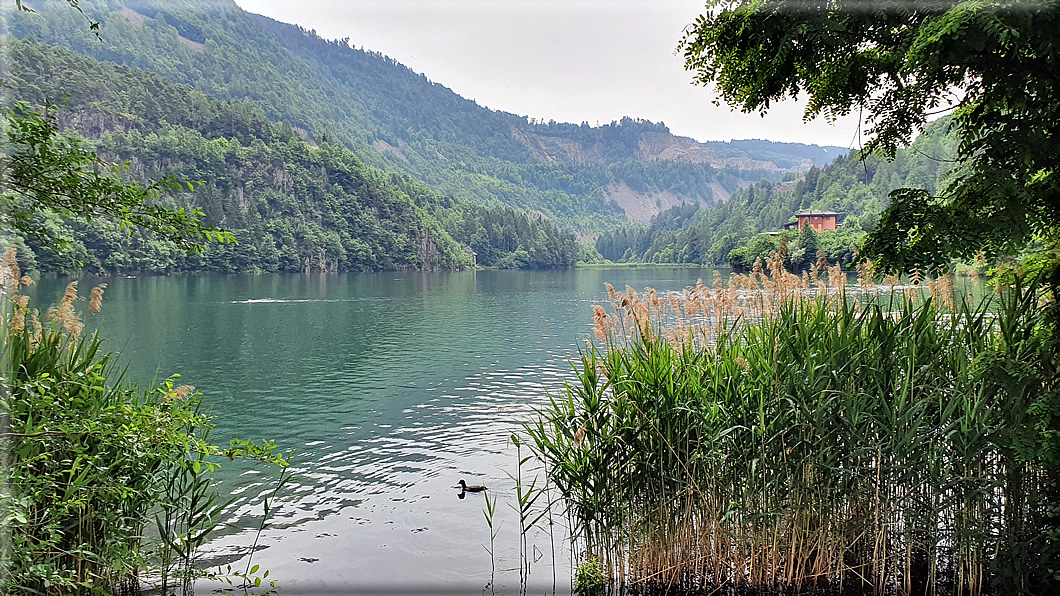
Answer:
[234, 0, 864, 148]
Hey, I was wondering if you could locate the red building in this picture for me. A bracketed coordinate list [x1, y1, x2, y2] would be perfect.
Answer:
[787, 210, 840, 232]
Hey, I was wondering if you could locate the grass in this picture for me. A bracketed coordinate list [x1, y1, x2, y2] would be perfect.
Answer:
[528, 254, 1060, 595]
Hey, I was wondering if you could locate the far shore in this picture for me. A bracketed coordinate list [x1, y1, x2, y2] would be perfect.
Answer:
[572, 262, 713, 270]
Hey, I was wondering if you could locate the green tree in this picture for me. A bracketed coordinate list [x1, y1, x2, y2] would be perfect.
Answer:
[789, 224, 819, 271]
[727, 245, 752, 272]
[680, 0, 1060, 274]
[1, 104, 234, 260]
[682, 5, 1060, 591]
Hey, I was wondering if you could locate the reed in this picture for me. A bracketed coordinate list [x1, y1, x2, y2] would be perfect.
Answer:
[483, 489, 499, 593]
[508, 432, 549, 592]
[528, 260, 1059, 595]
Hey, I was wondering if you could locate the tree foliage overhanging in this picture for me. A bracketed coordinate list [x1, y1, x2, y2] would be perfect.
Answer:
[1, 103, 235, 257]
[681, 0, 1060, 274]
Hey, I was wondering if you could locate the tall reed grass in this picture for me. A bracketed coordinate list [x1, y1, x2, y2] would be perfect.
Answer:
[529, 258, 1059, 595]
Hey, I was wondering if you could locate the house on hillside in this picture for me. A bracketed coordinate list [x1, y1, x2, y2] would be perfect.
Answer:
[785, 210, 840, 232]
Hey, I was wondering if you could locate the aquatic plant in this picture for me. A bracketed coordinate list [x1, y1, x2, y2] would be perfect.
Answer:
[509, 433, 549, 591]
[574, 556, 606, 596]
[529, 259, 1059, 594]
[483, 489, 500, 593]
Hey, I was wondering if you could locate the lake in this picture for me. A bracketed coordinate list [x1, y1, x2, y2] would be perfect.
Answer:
[28, 267, 720, 595]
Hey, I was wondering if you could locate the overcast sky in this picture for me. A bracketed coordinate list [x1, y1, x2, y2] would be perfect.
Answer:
[233, 0, 864, 148]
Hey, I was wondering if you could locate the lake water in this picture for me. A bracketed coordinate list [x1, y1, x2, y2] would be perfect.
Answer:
[29, 267, 719, 595]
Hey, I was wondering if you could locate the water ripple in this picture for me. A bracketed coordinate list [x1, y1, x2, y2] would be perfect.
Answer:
[28, 268, 720, 591]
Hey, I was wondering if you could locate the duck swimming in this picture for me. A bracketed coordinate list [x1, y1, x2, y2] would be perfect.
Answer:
[455, 479, 487, 492]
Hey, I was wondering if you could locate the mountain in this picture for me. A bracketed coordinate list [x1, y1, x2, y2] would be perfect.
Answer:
[1, 37, 577, 274]
[595, 118, 958, 267]
[5, 0, 847, 232]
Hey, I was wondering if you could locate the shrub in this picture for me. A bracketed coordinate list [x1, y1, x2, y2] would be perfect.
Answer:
[0, 251, 288, 595]
[574, 556, 606, 596]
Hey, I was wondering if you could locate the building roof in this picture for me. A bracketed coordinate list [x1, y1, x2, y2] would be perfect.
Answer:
[795, 210, 840, 217]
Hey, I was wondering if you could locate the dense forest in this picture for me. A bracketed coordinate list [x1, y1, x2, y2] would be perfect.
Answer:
[596, 118, 958, 268]
[1, 37, 577, 273]
[3, 0, 845, 234]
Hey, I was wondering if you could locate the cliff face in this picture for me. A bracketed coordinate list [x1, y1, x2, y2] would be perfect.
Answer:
[509, 127, 606, 164]
[509, 129, 799, 224]
[510, 128, 789, 172]
[601, 183, 711, 225]
[637, 132, 724, 165]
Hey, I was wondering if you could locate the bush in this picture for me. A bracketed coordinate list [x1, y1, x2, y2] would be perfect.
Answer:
[573, 556, 606, 596]
[0, 252, 288, 595]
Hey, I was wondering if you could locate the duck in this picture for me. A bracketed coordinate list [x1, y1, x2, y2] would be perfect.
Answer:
[455, 479, 487, 493]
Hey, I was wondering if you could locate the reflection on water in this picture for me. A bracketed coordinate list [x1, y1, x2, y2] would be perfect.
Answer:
[28, 268, 716, 593]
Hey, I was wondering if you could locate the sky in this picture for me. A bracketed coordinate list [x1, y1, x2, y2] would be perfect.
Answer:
[233, 0, 864, 148]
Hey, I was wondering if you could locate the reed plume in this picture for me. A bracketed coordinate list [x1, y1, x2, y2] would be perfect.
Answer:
[46, 282, 84, 341]
[88, 284, 107, 313]
[3, 254, 104, 354]
[164, 385, 196, 403]
[3, 246, 20, 291]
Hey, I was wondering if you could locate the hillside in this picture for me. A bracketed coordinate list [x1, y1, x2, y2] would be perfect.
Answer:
[596, 118, 958, 267]
[5, 0, 847, 231]
[0, 37, 578, 274]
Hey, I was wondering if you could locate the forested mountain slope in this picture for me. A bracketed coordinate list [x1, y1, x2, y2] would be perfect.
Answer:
[596, 119, 958, 267]
[1, 37, 577, 274]
[5, 0, 846, 231]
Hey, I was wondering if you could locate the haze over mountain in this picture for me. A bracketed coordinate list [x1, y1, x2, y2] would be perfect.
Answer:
[6, 0, 847, 233]
[233, 0, 865, 148]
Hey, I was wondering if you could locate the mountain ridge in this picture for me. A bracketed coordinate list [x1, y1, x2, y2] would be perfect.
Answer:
[6, 0, 847, 229]
[1, 36, 581, 274]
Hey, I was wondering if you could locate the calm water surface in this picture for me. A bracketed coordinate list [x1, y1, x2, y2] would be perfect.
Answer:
[31, 268, 717, 594]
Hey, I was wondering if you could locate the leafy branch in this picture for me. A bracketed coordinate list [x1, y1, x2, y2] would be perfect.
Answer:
[1, 103, 235, 261]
